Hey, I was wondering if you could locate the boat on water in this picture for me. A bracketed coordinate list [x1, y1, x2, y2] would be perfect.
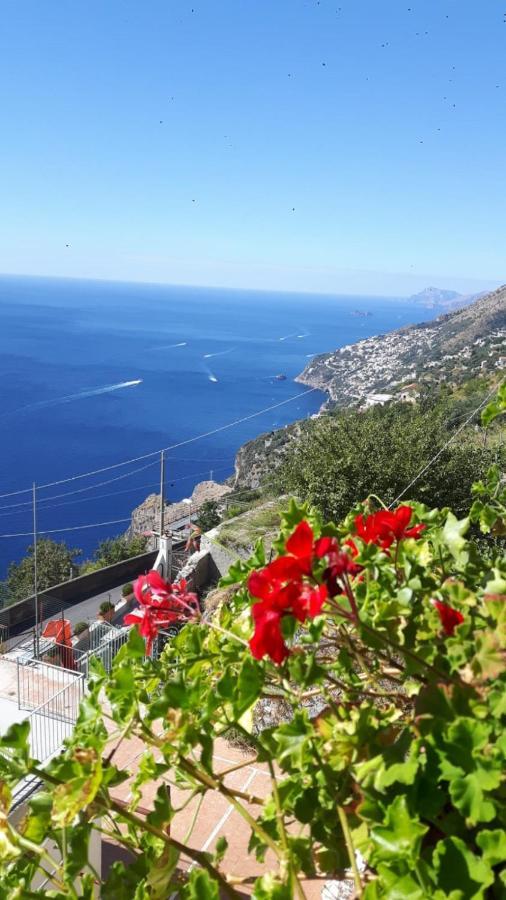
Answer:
[274, 373, 287, 381]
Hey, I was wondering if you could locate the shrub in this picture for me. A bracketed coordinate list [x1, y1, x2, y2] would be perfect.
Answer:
[99, 600, 115, 616]
[195, 499, 221, 532]
[73, 621, 88, 636]
[121, 582, 134, 598]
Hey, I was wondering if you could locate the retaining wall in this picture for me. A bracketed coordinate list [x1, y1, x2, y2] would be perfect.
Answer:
[0, 552, 158, 638]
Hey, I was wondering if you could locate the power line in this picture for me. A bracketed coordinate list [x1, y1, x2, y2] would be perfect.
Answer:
[0, 388, 317, 500]
[389, 387, 498, 508]
[0, 459, 160, 512]
[0, 517, 133, 539]
[0, 465, 233, 518]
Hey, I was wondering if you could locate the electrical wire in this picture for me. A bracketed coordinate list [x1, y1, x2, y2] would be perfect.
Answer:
[0, 464, 233, 518]
[0, 517, 133, 538]
[389, 386, 498, 508]
[0, 459, 160, 512]
[0, 388, 317, 500]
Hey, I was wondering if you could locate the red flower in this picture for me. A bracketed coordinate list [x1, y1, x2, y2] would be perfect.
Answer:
[125, 570, 199, 654]
[354, 506, 425, 549]
[323, 546, 362, 597]
[248, 581, 328, 665]
[281, 519, 315, 576]
[431, 599, 464, 636]
[249, 605, 290, 664]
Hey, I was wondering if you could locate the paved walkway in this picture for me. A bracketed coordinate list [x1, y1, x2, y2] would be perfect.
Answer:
[106, 730, 342, 898]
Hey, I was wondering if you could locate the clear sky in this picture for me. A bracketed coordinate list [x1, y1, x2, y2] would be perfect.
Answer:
[0, 0, 504, 296]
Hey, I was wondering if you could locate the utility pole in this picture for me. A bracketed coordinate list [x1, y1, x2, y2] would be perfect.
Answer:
[32, 482, 39, 658]
[159, 450, 165, 536]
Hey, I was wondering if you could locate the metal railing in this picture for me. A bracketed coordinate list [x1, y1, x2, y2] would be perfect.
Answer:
[25, 676, 85, 761]
[16, 657, 84, 713]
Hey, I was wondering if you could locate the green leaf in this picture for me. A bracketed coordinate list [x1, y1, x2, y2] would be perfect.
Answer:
[476, 829, 506, 867]
[442, 512, 469, 561]
[374, 865, 426, 899]
[471, 631, 505, 681]
[432, 836, 494, 898]
[0, 721, 30, 760]
[214, 835, 228, 864]
[52, 753, 103, 827]
[236, 655, 264, 714]
[481, 382, 506, 427]
[370, 795, 428, 863]
[449, 773, 497, 825]
[185, 868, 220, 899]
[252, 872, 293, 899]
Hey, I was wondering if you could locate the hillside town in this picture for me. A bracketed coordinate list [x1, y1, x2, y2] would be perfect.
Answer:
[297, 287, 506, 408]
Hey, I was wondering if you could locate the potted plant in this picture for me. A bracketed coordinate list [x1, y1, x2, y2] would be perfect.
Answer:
[98, 600, 115, 622]
[121, 582, 134, 600]
[73, 621, 89, 638]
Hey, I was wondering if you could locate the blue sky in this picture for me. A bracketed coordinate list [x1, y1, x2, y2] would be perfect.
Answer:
[0, 0, 504, 296]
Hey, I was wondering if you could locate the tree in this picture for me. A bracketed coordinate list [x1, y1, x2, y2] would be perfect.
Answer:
[6, 539, 81, 605]
[91, 534, 148, 568]
[276, 401, 500, 523]
[195, 499, 221, 532]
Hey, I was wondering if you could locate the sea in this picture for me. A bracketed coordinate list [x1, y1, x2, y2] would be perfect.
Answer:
[0, 275, 439, 577]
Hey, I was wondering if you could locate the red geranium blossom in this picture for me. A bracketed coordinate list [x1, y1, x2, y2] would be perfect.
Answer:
[248, 580, 328, 664]
[247, 520, 367, 664]
[247, 521, 331, 663]
[354, 505, 425, 550]
[431, 599, 464, 637]
[314, 536, 363, 597]
[249, 604, 290, 664]
[124, 570, 199, 654]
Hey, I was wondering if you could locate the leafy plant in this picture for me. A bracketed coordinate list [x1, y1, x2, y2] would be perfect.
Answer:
[73, 621, 88, 636]
[99, 600, 115, 616]
[6, 539, 81, 605]
[92, 534, 148, 568]
[1, 494, 504, 898]
[277, 400, 501, 523]
[196, 499, 221, 532]
[121, 582, 134, 598]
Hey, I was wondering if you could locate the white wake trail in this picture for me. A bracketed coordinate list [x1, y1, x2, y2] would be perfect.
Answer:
[1, 380, 143, 418]
[151, 341, 187, 350]
[203, 347, 236, 359]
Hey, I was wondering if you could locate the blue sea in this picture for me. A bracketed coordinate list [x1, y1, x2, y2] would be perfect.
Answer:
[0, 275, 437, 577]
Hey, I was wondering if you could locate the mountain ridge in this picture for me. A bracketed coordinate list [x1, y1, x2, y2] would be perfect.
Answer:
[296, 284, 505, 407]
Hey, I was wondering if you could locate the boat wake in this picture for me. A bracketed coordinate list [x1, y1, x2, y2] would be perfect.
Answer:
[278, 332, 299, 342]
[1, 380, 143, 418]
[203, 348, 236, 359]
[151, 341, 187, 350]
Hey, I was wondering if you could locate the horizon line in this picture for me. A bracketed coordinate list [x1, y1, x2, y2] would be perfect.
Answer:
[0, 269, 502, 302]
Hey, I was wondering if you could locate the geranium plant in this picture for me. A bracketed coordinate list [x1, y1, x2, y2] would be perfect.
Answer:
[0, 390, 504, 898]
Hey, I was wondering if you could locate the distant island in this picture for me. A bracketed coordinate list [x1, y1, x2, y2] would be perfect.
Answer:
[407, 285, 485, 311]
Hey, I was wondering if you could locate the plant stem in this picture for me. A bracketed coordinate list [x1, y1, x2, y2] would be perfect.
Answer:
[337, 805, 362, 895]
[109, 797, 241, 899]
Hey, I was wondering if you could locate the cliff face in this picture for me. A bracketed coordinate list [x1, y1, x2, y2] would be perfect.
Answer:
[233, 421, 309, 489]
[127, 480, 232, 538]
[297, 285, 506, 406]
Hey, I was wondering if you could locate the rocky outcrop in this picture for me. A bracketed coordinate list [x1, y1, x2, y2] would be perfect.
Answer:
[127, 479, 232, 538]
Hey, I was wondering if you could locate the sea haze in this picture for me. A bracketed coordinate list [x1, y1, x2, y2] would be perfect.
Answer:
[0, 275, 438, 576]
